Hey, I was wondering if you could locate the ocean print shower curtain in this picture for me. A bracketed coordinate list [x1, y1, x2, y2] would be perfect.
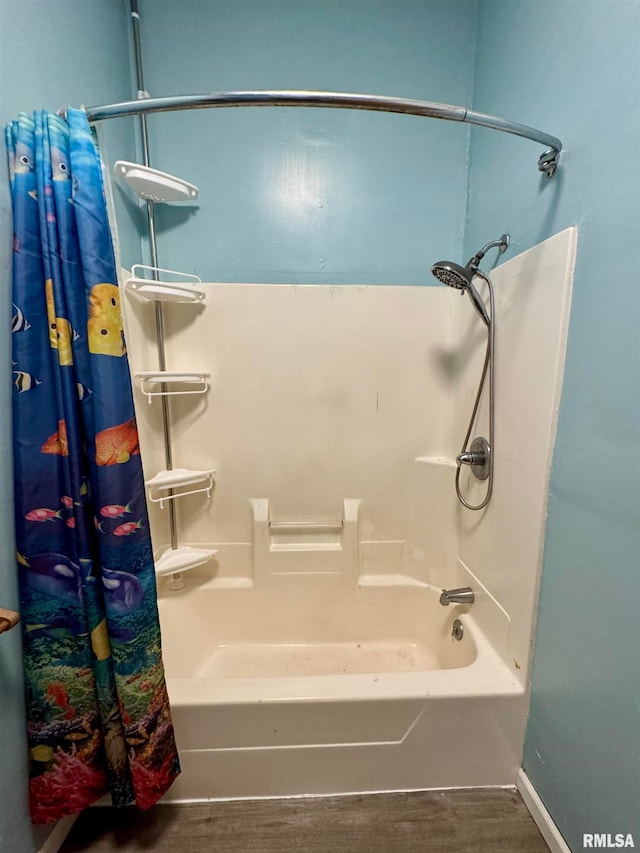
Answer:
[6, 109, 179, 822]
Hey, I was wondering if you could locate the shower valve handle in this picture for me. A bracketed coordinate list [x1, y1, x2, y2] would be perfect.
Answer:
[456, 436, 491, 482]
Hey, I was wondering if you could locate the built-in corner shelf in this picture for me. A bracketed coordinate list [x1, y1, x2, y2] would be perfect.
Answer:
[136, 370, 210, 403]
[126, 265, 205, 303]
[114, 161, 199, 204]
[146, 467, 215, 508]
[155, 545, 218, 577]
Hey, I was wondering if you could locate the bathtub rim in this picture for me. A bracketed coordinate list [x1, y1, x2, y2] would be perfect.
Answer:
[164, 614, 523, 707]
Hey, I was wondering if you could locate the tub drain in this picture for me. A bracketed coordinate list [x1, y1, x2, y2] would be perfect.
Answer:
[452, 619, 464, 641]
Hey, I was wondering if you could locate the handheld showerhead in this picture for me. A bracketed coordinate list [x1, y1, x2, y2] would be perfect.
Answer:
[431, 260, 471, 291]
[431, 233, 509, 511]
[430, 233, 509, 326]
[431, 260, 491, 325]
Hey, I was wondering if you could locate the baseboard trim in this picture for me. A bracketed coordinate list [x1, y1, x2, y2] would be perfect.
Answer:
[38, 814, 77, 853]
[517, 769, 571, 853]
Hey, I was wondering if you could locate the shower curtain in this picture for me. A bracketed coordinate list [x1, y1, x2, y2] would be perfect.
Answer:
[5, 110, 179, 822]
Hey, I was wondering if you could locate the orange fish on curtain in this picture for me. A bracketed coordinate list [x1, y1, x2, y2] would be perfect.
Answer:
[95, 418, 140, 466]
[6, 109, 180, 823]
[41, 420, 69, 456]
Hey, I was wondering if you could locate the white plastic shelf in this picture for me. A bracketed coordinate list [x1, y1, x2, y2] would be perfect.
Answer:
[146, 467, 215, 508]
[136, 370, 210, 403]
[155, 545, 218, 577]
[114, 161, 199, 204]
[126, 265, 205, 303]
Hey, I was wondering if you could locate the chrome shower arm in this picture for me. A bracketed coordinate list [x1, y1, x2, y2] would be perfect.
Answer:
[469, 233, 510, 271]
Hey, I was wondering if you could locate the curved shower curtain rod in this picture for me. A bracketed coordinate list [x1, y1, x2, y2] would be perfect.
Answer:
[76, 90, 562, 177]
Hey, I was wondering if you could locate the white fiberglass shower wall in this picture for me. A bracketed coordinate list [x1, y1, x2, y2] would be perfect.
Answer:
[118, 226, 576, 800]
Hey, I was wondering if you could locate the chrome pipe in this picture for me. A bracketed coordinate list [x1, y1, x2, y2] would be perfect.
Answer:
[129, 0, 150, 166]
[79, 90, 562, 175]
[131, 1, 178, 552]
[129, 1, 146, 96]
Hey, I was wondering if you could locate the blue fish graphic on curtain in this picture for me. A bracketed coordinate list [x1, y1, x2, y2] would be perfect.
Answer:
[5, 110, 180, 823]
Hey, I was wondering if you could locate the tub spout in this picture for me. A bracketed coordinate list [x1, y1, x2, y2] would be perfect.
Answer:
[439, 587, 474, 606]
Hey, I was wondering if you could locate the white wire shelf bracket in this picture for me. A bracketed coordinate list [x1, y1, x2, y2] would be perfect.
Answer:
[155, 545, 218, 577]
[145, 468, 215, 508]
[135, 370, 210, 403]
[125, 265, 205, 303]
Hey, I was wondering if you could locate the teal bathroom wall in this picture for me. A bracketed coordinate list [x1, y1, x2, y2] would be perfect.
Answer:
[135, 0, 478, 283]
[0, 2, 134, 849]
[2, 2, 637, 850]
[467, 2, 640, 849]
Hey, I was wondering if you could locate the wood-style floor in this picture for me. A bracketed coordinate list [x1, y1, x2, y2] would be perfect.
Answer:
[61, 789, 549, 852]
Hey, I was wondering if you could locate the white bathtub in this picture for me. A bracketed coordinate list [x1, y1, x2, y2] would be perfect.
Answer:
[157, 568, 525, 802]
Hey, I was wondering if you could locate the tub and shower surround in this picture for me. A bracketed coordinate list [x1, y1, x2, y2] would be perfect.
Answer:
[119, 226, 576, 800]
[123, 282, 463, 587]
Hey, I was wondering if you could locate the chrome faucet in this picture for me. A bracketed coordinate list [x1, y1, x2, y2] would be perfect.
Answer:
[439, 587, 475, 606]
